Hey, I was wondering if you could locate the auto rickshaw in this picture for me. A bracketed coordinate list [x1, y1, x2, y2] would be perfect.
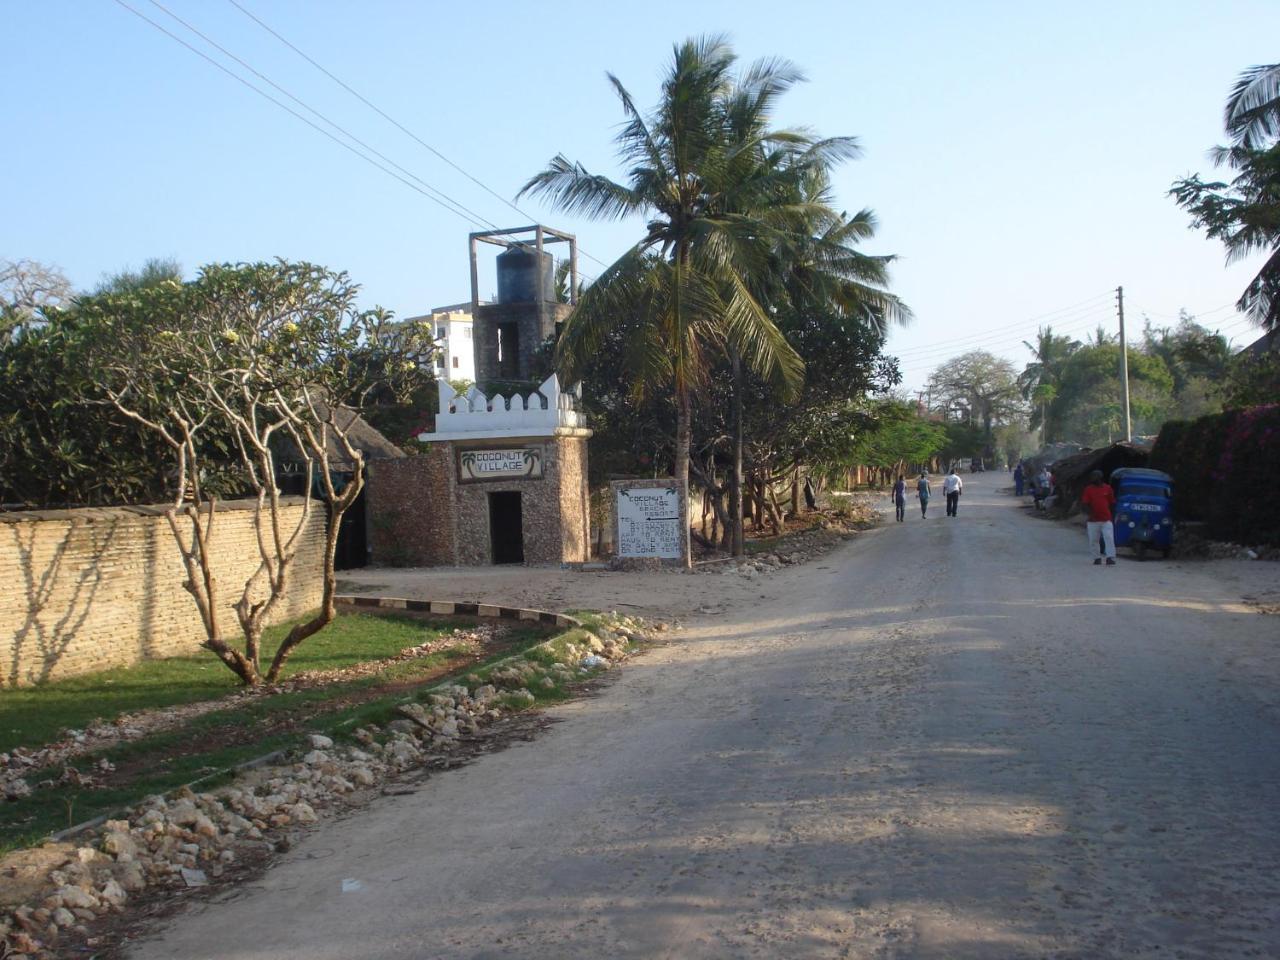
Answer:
[1109, 467, 1174, 559]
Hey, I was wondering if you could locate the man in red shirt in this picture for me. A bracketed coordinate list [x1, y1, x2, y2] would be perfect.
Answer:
[1080, 469, 1117, 566]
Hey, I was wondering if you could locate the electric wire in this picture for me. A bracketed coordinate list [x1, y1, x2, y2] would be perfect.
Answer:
[893, 310, 1120, 375]
[886, 291, 1115, 359]
[889, 302, 1118, 363]
[141, 0, 503, 232]
[111, 0, 494, 230]
[223, 0, 615, 273]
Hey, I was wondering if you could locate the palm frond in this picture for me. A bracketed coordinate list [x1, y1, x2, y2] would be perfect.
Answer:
[1226, 62, 1280, 150]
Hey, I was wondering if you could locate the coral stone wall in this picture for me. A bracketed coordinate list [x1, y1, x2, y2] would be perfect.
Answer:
[0, 499, 324, 686]
[367, 436, 590, 566]
[366, 448, 456, 566]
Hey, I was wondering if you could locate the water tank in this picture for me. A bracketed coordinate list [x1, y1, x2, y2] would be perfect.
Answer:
[496, 246, 553, 303]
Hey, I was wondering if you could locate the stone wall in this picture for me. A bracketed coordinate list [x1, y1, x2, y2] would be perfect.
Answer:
[0, 499, 325, 686]
[366, 451, 456, 566]
[367, 435, 590, 566]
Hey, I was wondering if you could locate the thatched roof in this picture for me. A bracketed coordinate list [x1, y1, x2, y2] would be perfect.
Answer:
[1046, 442, 1149, 516]
[273, 402, 405, 469]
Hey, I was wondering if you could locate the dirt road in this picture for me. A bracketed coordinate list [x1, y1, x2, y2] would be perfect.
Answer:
[129, 473, 1280, 959]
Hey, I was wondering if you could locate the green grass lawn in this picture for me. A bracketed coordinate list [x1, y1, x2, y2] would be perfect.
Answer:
[0, 612, 465, 756]
[0, 614, 558, 854]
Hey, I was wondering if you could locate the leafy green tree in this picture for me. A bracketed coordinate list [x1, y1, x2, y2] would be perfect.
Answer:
[1171, 62, 1280, 332]
[1050, 343, 1173, 443]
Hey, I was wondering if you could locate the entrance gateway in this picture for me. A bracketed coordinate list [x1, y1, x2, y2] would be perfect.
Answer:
[367, 225, 592, 566]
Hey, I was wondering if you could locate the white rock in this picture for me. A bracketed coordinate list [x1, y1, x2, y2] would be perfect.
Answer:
[98, 879, 127, 908]
[102, 829, 138, 861]
[51, 907, 76, 928]
[307, 734, 334, 749]
[167, 799, 200, 826]
[192, 814, 218, 838]
[347, 765, 376, 787]
[288, 802, 318, 824]
[55, 886, 98, 911]
[302, 750, 331, 766]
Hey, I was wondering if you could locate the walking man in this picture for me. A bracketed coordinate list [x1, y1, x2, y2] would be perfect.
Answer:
[891, 475, 906, 522]
[1013, 462, 1024, 496]
[916, 472, 932, 518]
[1080, 469, 1117, 565]
[943, 468, 963, 517]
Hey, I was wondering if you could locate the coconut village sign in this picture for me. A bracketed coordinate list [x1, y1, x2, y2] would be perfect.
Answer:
[458, 448, 543, 482]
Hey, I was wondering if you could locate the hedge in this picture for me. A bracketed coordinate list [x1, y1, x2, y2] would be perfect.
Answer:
[1209, 405, 1280, 546]
[1151, 405, 1280, 545]
[1149, 411, 1240, 522]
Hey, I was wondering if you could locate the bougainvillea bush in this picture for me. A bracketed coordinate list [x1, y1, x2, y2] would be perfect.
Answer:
[1209, 405, 1280, 546]
[1150, 410, 1241, 522]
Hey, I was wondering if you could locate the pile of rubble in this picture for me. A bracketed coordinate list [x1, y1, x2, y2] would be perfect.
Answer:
[700, 523, 865, 579]
[0, 614, 661, 958]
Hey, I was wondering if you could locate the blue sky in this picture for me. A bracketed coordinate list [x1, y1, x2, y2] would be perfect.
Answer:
[5, 1, 1277, 392]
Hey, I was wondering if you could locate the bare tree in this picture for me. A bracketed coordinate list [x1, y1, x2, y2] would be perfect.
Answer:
[88, 261, 433, 684]
[1, 258, 73, 344]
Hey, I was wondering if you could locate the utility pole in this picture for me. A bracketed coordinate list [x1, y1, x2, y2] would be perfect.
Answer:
[1116, 286, 1132, 442]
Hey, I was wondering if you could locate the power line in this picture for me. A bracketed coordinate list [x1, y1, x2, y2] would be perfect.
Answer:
[111, 0, 495, 231]
[893, 310, 1120, 373]
[890, 302, 1116, 362]
[886, 291, 1114, 359]
[141, 0, 503, 232]
[223, 0, 615, 273]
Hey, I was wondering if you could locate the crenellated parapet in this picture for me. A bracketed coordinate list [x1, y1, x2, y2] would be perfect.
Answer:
[420, 374, 588, 442]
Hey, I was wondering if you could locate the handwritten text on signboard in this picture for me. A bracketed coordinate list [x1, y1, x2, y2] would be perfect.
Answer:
[616, 486, 682, 559]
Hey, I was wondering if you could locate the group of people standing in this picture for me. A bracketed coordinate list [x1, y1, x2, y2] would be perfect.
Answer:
[891, 469, 964, 521]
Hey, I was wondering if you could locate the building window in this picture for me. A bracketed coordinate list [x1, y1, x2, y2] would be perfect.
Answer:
[452, 356, 460, 369]
[463, 327, 472, 339]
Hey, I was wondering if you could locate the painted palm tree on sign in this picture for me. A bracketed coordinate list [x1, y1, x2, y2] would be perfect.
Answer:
[520, 36, 842, 563]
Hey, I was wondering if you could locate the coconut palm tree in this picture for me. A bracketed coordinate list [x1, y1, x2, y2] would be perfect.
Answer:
[1172, 62, 1280, 332]
[1223, 62, 1280, 151]
[1018, 326, 1079, 443]
[520, 36, 832, 563]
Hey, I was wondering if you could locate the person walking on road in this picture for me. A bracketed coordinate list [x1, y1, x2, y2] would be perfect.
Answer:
[943, 469, 963, 517]
[1081, 469, 1117, 565]
[916, 472, 932, 518]
[891, 475, 906, 522]
[1013, 462, 1024, 496]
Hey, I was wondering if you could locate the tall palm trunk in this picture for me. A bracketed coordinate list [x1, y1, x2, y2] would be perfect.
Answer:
[674, 386, 693, 568]
[730, 346, 744, 556]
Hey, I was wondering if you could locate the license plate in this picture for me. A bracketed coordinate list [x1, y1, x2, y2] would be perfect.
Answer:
[1129, 503, 1161, 512]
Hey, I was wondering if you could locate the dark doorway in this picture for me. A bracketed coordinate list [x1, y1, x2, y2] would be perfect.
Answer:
[334, 483, 367, 570]
[496, 322, 520, 379]
[488, 491, 524, 564]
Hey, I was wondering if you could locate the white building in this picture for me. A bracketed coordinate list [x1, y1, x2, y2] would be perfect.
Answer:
[404, 302, 477, 383]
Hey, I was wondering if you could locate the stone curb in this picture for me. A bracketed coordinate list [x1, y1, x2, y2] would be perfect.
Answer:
[335, 594, 584, 630]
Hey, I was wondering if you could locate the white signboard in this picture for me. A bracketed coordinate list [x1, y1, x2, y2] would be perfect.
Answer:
[616, 485, 682, 559]
[459, 448, 542, 482]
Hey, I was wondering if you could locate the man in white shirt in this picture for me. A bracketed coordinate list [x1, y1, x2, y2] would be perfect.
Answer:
[943, 469, 964, 517]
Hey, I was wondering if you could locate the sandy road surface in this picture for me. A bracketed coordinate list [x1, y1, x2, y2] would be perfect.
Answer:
[130, 474, 1280, 959]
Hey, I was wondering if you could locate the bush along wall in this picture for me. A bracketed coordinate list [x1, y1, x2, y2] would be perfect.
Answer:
[1208, 404, 1280, 547]
[1149, 410, 1241, 522]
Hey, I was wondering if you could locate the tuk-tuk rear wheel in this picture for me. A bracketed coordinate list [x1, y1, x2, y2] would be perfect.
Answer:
[1135, 542, 1148, 561]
